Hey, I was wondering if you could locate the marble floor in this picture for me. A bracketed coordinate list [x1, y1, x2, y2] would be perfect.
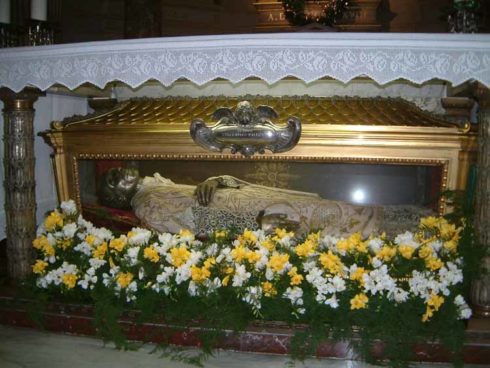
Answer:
[0, 325, 487, 368]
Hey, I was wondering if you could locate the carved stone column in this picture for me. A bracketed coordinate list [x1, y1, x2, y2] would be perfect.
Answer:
[471, 84, 490, 317]
[0, 87, 45, 281]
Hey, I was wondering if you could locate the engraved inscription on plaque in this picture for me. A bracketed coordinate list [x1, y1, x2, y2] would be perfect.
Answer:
[190, 101, 301, 157]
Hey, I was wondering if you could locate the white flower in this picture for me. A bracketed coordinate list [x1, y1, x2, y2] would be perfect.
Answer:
[175, 265, 191, 284]
[319, 235, 339, 251]
[77, 215, 93, 230]
[302, 261, 317, 272]
[242, 286, 262, 311]
[78, 268, 98, 290]
[125, 247, 140, 266]
[283, 286, 303, 307]
[428, 240, 443, 253]
[370, 257, 383, 269]
[188, 281, 199, 296]
[89, 258, 106, 269]
[389, 288, 409, 303]
[156, 267, 175, 284]
[254, 249, 269, 270]
[368, 238, 384, 254]
[439, 262, 463, 286]
[454, 294, 472, 319]
[460, 307, 472, 319]
[74, 242, 92, 256]
[188, 250, 203, 266]
[325, 294, 339, 309]
[206, 243, 219, 257]
[60, 200, 77, 215]
[232, 264, 251, 287]
[128, 227, 152, 246]
[394, 231, 419, 249]
[158, 233, 177, 247]
[265, 268, 274, 281]
[92, 227, 113, 242]
[363, 265, 396, 296]
[63, 223, 78, 239]
[331, 275, 346, 292]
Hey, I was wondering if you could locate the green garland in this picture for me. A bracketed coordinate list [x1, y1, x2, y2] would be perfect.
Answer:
[282, 0, 349, 27]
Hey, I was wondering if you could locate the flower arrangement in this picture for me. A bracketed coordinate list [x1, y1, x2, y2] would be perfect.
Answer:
[30, 200, 477, 366]
[282, 0, 349, 27]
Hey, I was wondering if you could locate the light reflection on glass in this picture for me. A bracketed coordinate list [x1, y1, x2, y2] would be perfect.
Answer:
[351, 188, 366, 204]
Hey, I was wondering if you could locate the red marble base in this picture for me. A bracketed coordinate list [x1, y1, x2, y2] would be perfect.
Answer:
[1, 295, 489, 365]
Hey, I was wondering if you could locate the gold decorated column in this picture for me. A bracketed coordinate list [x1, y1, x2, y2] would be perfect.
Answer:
[0, 87, 45, 281]
[471, 84, 490, 317]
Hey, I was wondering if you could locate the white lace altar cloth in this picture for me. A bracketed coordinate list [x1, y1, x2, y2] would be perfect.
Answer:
[1, 33, 489, 92]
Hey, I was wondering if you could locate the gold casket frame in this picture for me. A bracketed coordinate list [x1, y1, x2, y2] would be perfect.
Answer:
[41, 96, 477, 220]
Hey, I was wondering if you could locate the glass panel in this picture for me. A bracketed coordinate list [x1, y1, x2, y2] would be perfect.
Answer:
[77, 158, 442, 232]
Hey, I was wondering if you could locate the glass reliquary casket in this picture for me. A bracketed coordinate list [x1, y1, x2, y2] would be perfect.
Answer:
[40, 96, 477, 235]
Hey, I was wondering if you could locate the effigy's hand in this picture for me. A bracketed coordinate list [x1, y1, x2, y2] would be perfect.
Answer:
[195, 179, 219, 206]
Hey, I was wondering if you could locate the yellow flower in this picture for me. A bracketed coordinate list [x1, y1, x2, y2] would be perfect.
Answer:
[109, 236, 127, 252]
[307, 231, 321, 242]
[203, 257, 216, 269]
[57, 238, 72, 250]
[222, 267, 234, 287]
[319, 251, 344, 275]
[169, 246, 191, 267]
[398, 245, 415, 259]
[44, 211, 63, 231]
[336, 239, 350, 253]
[214, 229, 228, 239]
[222, 275, 231, 286]
[116, 272, 134, 288]
[238, 229, 258, 244]
[267, 252, 290, 273]
[337, 233, 363, 254]
[376, 246, 396, 262]
[426, 257, 443, 271]
[179, 229, 195, 239]
[85, 234, 97, 246]
[33, 236, 49, 250]
[356, 241, 368, 253]
[190, 265, 211, 283]
[32, 260, 48, 274]
[43, 244, 55, 257]
[443, 240, 458, 252]
[92, 241, 108, 259]
[245, 250, 262, 264]
[143, 246, 160, 263]
[427, 294, 444, 310]
[295, 239, 317, 258]
[420, 216, 440, 228]
[350, 267, 366, 285]
[260, 238, 276, 251]
[62, 273, 77, 289]
[350, 293, 369, 310]
[422, 307, 433, 322]
[418, 245, 433, 259]
[262, 281, 277, 297]
[439, 222, 458, 238]
[231, 245, 248, 263]
[273, 228, 294, 241]
[33, 234, 55, 257]
[288, 267, 304, 285]
[422, 294, 444, 322]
